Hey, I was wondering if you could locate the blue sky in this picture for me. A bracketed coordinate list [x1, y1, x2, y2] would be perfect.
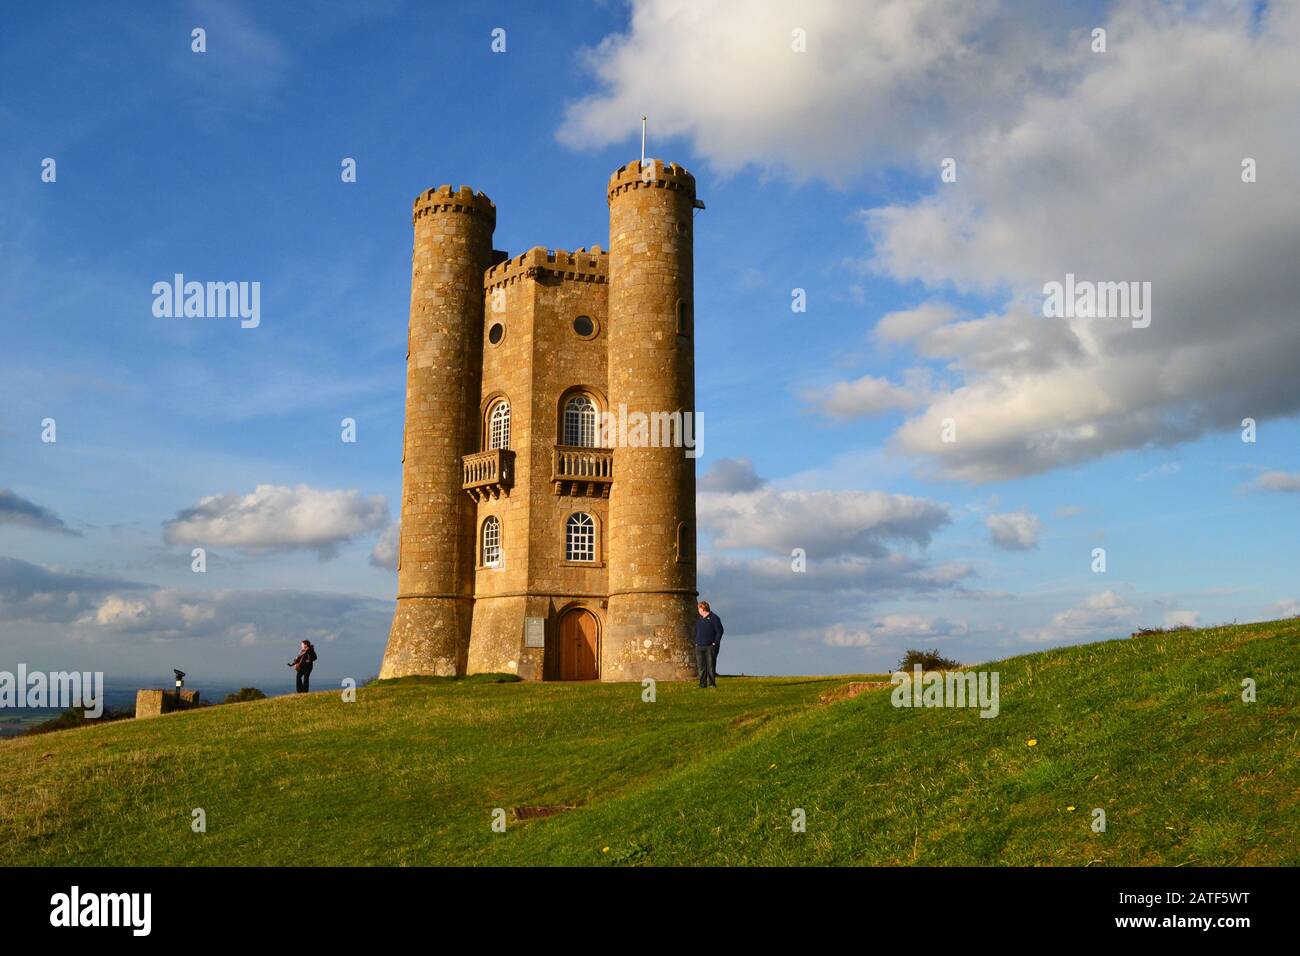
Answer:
[2, 0, 1298, 688]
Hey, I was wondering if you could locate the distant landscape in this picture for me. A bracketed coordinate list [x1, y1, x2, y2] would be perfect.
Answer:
[0, 680, 297, 738]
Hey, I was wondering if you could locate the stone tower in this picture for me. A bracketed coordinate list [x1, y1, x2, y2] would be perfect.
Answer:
[604, 160, 699, 681]
[379, 160, 701, 682]
[380, 186, 496, 678]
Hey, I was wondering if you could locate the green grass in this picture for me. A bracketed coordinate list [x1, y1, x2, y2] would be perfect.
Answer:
[1, 618, 1296, 866]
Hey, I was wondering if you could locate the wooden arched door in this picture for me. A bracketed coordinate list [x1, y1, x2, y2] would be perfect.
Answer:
[559, 608, 600, 681]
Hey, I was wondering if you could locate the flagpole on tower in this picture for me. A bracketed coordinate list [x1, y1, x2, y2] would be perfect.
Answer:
[641, 115, 647, 167]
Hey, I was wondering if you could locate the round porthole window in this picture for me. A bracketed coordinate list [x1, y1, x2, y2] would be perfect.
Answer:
[488, 322, 505, 345]
[573, 315, 596, 338]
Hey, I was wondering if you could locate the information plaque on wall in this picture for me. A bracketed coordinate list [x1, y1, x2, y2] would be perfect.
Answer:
[524, 617, 546, 648]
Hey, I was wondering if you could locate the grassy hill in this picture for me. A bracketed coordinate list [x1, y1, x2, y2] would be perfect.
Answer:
[2, 618, 1296, 866]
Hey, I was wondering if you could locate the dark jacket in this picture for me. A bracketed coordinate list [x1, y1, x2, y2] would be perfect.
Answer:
[290, 646, 317, 670]
[695, 612, 723, 646]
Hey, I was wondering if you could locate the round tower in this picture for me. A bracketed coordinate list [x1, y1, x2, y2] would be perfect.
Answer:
[380, 185, 496, 678]
[604, 159, 699, 682]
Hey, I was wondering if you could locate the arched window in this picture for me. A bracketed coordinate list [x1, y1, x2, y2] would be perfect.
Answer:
[563, 394, 598, 447]
[482, 515, 502, 568]
[566, 512, 596, 562]
[488, 400, 510, 450]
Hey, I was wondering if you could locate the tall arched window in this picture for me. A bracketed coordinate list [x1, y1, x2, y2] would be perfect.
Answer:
[566, 512, 596, 562]
[563, 394, 597, 447]
[488, 400, 511, 450]
[482, 515, 502, 568]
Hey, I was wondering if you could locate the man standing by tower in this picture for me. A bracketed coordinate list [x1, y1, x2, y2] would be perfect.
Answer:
[695, 601, 723, 688]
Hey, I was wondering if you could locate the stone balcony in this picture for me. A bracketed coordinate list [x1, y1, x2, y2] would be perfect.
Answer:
[463, 448, 515, 501]
[551, 445, 613, 498]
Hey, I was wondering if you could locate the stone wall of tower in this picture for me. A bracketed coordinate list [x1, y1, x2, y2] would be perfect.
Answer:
[526, 253, 610, 680]
[467, 248, 612, 680]
[603, 160, 699, 682]
[379, 186, 495, 679]
[465, 251, 537, 677]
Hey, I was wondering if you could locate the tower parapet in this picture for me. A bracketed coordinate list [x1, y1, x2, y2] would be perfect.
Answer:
[484, 246, 608, 291]
[412, 185, 497, 226]
[607, 160, 697, 203]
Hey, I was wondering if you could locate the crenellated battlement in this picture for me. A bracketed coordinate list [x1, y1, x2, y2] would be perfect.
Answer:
[412, 184, 497, 226]
[483, 244, 608, 291]
[607, 159, 696, 204]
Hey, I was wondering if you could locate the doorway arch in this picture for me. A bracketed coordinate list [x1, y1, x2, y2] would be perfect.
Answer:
[558, 607, 600, 681]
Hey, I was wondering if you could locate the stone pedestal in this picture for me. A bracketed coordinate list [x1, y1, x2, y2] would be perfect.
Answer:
[134, 688, 201, 718]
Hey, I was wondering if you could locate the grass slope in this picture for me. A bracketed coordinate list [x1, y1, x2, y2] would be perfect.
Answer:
[1, 619, 1296, 866]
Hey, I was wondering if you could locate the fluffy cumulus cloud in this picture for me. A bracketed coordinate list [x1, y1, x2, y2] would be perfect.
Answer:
[874, 303, 957, 345]
[824, 614, 967, 648]
[575, 2, 1300, 481]
[0, 556, 146, 622]
[693, 459, 975, 655]
[802, 370, 929, 420]
[699, 485, 950, 558]
[0, 556, 384, 642]
[1020, 589, 1137, 643]
[0, 555, 390, 676]
[986, 511, 1041, 551]
[559, 0, 1071, 181]
[163, 484, 389, 559]
[0, 489, 80, 536]
[866, 3, 1300, 480]
[73, 587, 382, 645]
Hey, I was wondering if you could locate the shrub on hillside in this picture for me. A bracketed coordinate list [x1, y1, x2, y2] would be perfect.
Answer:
[223, 688, 268, 704]
[1131, 624, 1193, 638]
[24, 706, 131, 736]
[897, 648, 961, 672]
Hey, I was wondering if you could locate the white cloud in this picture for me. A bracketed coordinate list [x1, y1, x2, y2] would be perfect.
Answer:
[1265, 598, 1300, 619]
[825, 613, 967, 648]
[1163, 609, 1200, 628]
[699, 486, 950, 558]
[163, 484, 389, 559]
[559, 0, 1067, 182]
[875, 302, 957, 344]
[866, 3, 1300, 480]
[369, 523, 400, 570]
[802, 372, 927, 419]
[986, 511, 1041, 551]
[1252, 470, 1300, 493]
[1020, 589, 1137, 643]
[823, 624, 874, 648]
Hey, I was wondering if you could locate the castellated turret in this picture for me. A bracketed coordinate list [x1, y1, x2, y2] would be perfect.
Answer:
[379, 162, 700, 682]
[380, 186, 496, 678]
[604, 160, 699, 681]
